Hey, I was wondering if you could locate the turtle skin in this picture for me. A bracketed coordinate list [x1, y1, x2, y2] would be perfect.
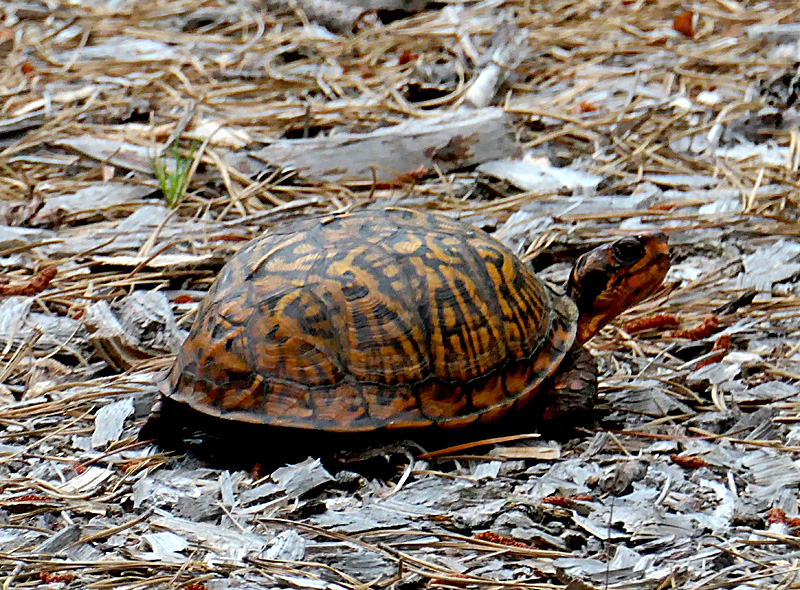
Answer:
[164, 207, 579, 433]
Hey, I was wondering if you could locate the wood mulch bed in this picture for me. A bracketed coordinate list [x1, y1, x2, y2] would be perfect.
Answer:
[2, 0, 800, 588]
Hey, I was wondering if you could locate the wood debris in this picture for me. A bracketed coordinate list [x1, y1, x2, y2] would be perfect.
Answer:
[249, 107, 519, 182]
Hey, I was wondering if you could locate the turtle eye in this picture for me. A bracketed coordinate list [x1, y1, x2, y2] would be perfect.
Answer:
[612, 237, 645, 264]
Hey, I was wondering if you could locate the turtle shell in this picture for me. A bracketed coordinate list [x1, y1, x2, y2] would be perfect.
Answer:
[165, 207, 578, 432]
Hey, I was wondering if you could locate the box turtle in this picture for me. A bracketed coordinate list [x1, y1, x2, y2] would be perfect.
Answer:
[143, 207, 669, 441]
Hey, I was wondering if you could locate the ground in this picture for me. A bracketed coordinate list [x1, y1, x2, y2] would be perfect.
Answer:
[2, 0, 800, 589]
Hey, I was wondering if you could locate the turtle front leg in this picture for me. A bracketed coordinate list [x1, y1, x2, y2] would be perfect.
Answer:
[534, 345, 598, 432]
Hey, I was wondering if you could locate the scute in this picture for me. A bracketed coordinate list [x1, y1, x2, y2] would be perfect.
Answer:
[166, 208, 578, 431]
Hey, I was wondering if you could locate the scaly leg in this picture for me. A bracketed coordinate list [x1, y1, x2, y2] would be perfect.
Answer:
[534, 345, 598, 430]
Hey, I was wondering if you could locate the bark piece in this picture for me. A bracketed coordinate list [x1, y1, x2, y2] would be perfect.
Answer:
[91, 397, 135, 449]
[0, 296, 85, 353]
[33, 183, 157, 220]
[250, 107, 519, 182]
[33, 524, 82, 555]
[84, 291, 186, 371]
[54, 137, 158, 173]
[464, 27, 528, 108]
[151, 513, 267, 562]
[262, 530, 306, 561]
[479, 159, 603, 193]
[272, 457, 334, 499]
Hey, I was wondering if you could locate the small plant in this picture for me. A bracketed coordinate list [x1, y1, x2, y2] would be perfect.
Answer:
[151, 140, 199, 209]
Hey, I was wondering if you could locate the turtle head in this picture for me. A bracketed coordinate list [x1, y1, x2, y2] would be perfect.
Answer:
[567, 231, 670, 344]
